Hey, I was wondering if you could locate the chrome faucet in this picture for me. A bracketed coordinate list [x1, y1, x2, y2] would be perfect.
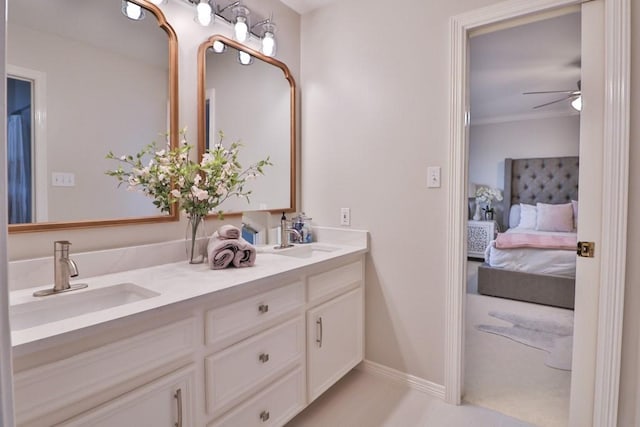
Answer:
[275, 213, 302, 249]
[33, 241, 88, 297]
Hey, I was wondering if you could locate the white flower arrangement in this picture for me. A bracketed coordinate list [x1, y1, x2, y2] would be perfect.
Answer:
[106, 129, 271, 219]
[475, 186, 503, 209]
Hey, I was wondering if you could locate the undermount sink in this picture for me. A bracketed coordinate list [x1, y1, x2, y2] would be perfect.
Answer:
[269, 243, 340, 258]
[10, 283, 160, 331]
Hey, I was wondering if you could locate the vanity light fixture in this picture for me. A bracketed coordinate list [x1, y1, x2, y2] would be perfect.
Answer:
[122, 1, 145, 20]
[183, 1, 279, 57]
[238, 50, 253, 65]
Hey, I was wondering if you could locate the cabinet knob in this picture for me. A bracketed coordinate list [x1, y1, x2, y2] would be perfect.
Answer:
[259, 352, 270, 363]
[258, 303, 269, 314]
[260, 410, 270, 422]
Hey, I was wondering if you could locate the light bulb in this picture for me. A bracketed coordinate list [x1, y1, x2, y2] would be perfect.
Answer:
[196, 0, 212, 26]
[212, 41, 226, 53]
[238, 51, 252, 65]
[262, 31, 276, 56]
[234, 16, 249, 42]
[571, 96, 582, 111]
[123, 1, 145, 20]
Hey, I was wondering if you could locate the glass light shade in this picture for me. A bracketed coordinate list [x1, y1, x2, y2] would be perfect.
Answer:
[212, 40, 226, 53]
[571, 96, 582, 111]
[238, 51, 253, 65]
[122, 1, 145, 20]
[196, 0, 212, 26]
[148, 0, 166, 4]
[232, 6, 250, 42]
[234, 16, 249, 42]
[261, 22, 277, 57]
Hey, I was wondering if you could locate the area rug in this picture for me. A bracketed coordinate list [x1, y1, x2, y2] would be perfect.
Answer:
[477, 310, 574, 370]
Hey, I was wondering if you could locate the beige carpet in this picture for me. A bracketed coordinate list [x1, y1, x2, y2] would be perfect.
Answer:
[464, 263, 571, 427]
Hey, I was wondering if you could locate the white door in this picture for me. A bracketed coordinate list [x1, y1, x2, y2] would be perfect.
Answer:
[569, 1, 604, 425]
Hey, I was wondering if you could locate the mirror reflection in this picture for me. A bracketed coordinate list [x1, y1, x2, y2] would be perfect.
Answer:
[7, 0, 178, 230]
[199, 36, 295, 214]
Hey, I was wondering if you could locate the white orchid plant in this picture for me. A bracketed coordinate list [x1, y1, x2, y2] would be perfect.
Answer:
[106, 129, 271, 219]
[475, 186, 503, 211]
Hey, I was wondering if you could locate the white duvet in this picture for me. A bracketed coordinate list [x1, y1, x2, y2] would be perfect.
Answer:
[484, 228, 576, 277]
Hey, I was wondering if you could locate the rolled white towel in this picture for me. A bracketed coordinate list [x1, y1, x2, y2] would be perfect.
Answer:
[217, 224, 240, 240]
[207, 232, 238, 270]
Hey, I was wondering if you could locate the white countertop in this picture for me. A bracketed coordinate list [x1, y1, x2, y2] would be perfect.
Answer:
[9, 227, 368, 352]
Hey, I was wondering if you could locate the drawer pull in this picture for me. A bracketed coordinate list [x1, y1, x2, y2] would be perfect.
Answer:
[259, 352, 270, 363]
[316, 317, 323, 348]
[260, 410, 270, 422]
[174, 388, 183, 427]
[258, 303, 269, 314]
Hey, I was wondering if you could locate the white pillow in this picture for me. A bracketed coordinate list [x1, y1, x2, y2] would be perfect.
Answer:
[536, 202, 574, 232]
[518, 203, 537, 229]
[571, 200, 578, 230]
[509, 204, 521, 228]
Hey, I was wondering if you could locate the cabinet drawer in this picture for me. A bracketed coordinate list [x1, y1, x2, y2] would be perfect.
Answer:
[308, 260, 363, 303]
[205, 281, 304, 347]
[59, 365, 195, 427]
[15, 318, 195, 424]
[208, 367, 305, 427]
[205, 316, 304, 415]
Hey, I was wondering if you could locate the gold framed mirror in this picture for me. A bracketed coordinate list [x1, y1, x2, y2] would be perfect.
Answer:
[7, 0, 179, 233]
[197, 35, 296, 216]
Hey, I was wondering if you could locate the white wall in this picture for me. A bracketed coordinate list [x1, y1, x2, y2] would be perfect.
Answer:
[468, 115, 580, 190]
[6, 0, 300, 261]
[300, 0, 500, 384]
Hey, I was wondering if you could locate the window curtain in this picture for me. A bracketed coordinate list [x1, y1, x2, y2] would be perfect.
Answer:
[7, 114, 30, 224]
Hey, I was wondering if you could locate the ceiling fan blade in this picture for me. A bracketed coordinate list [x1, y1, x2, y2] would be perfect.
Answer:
[523, 89, 576, 95]
[532, 96, 572, 109]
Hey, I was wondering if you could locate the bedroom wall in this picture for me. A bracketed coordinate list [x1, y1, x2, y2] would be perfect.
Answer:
[5, 0, 300, 262]
[468, 115, 580, 191]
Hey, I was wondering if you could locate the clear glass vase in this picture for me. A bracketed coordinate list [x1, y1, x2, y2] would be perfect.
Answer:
[186, 214, 207, 264]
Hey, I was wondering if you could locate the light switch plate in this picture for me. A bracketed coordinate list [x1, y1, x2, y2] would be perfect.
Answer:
[340, 208, 351, 226]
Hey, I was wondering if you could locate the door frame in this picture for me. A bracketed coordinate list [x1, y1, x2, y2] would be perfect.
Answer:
[444, 0, 629, 426]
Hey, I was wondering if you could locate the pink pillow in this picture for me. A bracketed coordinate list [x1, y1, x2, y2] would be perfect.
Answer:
[536, 202, 574, 232]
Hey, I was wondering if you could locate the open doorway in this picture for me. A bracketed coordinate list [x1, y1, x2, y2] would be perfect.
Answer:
[463, 9, 580, 426]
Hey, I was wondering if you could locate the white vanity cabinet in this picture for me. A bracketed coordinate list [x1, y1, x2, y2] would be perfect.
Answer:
[306, 260, 364, 402]
[12, 249, 367, 427]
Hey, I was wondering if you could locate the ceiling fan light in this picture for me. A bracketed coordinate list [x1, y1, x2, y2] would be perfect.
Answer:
[571, 96, 582, 111]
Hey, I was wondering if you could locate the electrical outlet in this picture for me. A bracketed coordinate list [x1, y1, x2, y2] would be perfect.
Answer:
[52, 172, 76, 187]
[340, 208, 351, 226]
[427, 166, 441, 188]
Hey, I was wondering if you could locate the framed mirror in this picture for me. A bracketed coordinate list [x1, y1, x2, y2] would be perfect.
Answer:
[7, 0, 179, 233]
[197, 35, 296, 215]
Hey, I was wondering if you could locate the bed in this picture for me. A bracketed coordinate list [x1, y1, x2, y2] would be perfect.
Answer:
[477, 156, 579, 309]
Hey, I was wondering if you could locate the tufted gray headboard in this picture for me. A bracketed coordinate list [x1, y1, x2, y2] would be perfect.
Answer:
[502, 156, 579, 228]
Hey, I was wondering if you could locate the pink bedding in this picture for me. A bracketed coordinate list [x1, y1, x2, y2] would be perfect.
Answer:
[495, 232, 577, 251]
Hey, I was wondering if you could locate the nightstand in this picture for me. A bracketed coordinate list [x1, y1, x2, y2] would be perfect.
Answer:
[467, 220, 497, 259]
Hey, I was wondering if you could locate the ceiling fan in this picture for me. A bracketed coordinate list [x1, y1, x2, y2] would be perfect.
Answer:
[523, 80, 582, 110]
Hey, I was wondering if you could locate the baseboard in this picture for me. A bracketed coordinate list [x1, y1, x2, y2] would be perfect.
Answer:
[357, 360, 446, 400]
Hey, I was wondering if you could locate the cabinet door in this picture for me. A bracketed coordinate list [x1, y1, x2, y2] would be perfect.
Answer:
[59, 366, 195, 427]
[307, 287, 363, 402]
